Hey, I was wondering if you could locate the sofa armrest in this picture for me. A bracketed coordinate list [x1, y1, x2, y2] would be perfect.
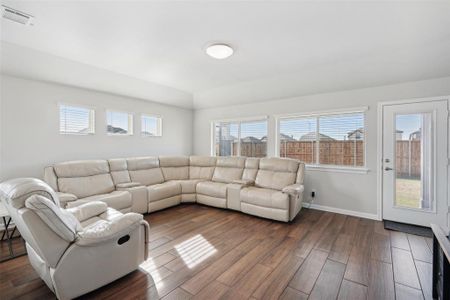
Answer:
[116, 182, 142, 189]
[57, 192, 78, 208]
[76, 212, 144, 246]
[282, 184, 304, 195]
[232, 179, 255, 186]
[66, 201, 108, 222]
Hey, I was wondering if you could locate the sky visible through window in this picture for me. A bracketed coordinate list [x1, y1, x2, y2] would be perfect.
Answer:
[107, 111, 130, 132]
[59, 105, 92, 134]
[396, 114, 421, 140]
[142, 115, 160, 136]
[280, 113, 364, 140]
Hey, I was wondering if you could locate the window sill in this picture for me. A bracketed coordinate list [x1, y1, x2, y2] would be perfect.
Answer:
[107, 133, 134, 136]
[305, 164, 369, 174]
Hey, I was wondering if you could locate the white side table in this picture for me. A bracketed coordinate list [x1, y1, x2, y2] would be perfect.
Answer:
[0, 201, 26, 262]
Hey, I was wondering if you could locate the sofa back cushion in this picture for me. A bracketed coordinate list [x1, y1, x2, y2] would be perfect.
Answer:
[54, 160, 115, 198]
[25, 195, 81, 242]
[212, 157, 245, 183]
[159, 156, 189, 180]
[126, 157, 164, 186]
[242, 158, 260, 181]
[53, 160, 110, 177]
[255, 158, 299, 190]
[108, 158, 131, 185]
[296, 163, 306, 184]
[189, 156, 216, 180]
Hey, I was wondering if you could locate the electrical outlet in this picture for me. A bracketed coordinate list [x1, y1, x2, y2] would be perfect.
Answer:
[311, 190, 316, 198]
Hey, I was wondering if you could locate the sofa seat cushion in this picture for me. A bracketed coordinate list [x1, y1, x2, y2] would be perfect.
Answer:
[147, 181, 181, 202]
[240, 187, 289, 210]
[196, 181, 227, 198]
[68, 191, 132, 211]
[169, 179, 204, 194]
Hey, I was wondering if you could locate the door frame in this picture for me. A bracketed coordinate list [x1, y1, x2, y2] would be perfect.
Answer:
[377, 95, 450, 224]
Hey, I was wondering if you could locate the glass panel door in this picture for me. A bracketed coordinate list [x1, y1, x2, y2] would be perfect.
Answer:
[394, 113, 432, 210]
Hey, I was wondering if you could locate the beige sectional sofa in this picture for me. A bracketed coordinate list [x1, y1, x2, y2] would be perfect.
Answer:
[44, 156, 305, 222]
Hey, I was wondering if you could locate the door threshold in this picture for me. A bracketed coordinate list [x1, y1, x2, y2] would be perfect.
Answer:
[384, 220, 432, 238]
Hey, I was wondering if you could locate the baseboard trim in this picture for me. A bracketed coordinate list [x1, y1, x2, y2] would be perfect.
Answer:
[304, 203, 380, 221]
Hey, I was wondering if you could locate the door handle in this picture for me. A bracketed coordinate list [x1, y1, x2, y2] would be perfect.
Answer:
[385, 167, 393, 171]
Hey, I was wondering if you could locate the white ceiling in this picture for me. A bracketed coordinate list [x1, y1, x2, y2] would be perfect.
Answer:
[2, 1, 450, 109]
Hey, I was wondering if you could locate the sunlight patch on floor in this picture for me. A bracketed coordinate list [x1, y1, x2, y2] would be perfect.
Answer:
[139, 258, 165, 289]
[175, 234, 217, 269]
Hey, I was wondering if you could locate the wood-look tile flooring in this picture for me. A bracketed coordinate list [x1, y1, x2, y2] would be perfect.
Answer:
[0, 205, 434, 300]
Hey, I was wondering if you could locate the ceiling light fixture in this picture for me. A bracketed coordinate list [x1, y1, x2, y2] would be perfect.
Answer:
[206, 43, 234, 59]
[2, 5, 34, 26]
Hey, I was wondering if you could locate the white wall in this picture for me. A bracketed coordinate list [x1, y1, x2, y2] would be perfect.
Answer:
[0, 75, 193, 180]
[193, 76, 450, 218]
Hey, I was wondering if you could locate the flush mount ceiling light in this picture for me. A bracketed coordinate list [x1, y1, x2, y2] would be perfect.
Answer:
[205, 43, 234, 59]
[2, 5, 34, 25]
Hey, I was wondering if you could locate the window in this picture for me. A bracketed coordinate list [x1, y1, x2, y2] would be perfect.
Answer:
[106, 111, 133, 135]
[141, 114, 162, 137]
[213, 118, 267, 157]
[59, 104, 95, 135]
[278, 110, 365, 168]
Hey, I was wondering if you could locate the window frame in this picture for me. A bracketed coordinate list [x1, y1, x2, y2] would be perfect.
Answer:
[106, 110, 134, 136]
[275, 107, 369, 174]
[140, 113, 163, 137]
[58, 103, 95, 135]
[211, 115, 269, 157]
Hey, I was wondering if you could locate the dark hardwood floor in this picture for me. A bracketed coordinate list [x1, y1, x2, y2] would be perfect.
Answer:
[0, 205, 434, 299]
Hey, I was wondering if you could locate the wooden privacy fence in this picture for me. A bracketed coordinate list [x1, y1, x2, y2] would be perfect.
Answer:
[279, 141, 364, 166]
[218, 140, 419, 177]
[396, 140, 421, 178]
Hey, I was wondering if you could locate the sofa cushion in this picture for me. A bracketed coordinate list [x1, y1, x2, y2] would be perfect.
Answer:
[0, 178, 59, 209]
[147, 181, 181, 202]
[170, 179, 204, 194]
[189, 156, 216, 180]
[240, 187, 289, 210]
[67, 191, 132, 211]
[161, 166, 189, 181]
[159, 156, 190, 181]
[126, 157, 165, 186]
[108, 158, 131, 185]
[242, 158, 260, 181]
[196, 181, 227, 198]
[66, 201, 108, 222]
[58, 173, 115, 198]
[129, 168, 164, 186]
[255, 158, 299, 190]
[255, 170, 297, 191]
[25, 195, 81, 242]
[159, 156, 189, 167]
[53, 160, 110, 178]
[296, 163, 305, 184]
[212, 157, 245, 183]
[126, 157, 159, 170]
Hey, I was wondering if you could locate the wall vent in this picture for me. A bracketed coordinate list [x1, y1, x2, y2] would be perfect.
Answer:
[2, 5, 34, 25]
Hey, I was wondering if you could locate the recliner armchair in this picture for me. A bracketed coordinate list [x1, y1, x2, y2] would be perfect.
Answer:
[0, 178, 149, 300]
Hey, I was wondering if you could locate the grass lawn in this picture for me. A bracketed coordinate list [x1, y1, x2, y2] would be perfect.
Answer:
[396, 178, 421, 208]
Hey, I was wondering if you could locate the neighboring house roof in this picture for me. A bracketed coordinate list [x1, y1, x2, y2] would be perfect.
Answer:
[409, 130, 421, 140]
[347, 128, 364, 140]
[241, 136, 262, 143]
[107, 125, 128, 134]
[261, 133, 295, 142]
[300, 132, 334, 141]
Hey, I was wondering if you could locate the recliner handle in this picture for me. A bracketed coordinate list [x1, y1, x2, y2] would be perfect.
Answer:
[117, 235, 130, 245]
